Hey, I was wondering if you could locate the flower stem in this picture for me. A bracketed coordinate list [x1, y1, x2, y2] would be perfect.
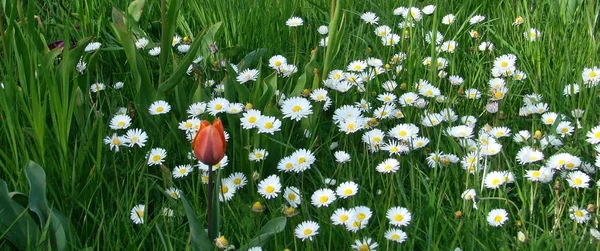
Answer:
[207, 164, 214, 240]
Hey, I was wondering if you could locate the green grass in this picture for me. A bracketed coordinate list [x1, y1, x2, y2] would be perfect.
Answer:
[1, 0, 600, 250]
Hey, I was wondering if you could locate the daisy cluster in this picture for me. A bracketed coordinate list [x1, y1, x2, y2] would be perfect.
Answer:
[94, 3, 600, 249]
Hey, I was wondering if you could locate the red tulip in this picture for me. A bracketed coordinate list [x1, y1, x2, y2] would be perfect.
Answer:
[192, 118, 226, 165]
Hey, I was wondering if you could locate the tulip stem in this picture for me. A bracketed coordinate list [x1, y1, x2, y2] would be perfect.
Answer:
[207, 164, 214, 240]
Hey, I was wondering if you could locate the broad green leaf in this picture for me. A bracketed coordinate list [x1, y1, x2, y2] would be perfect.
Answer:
[180, 194, 212, 251]
[291, 53, 317, 97]
[127, 0, 146, 22]
[0, 180, 40, 250]
[159, 0, 183, 83]
[237, 48, 267, 71]
[225, 63, 250, 103]
[238, 217, 286, 250]
[25, 161, 67, 251]
[256, 73, 277, 111]
[158, 22, 222, 93]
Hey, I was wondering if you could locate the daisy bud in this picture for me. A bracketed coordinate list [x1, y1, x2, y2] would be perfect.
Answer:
[400, 83, 407, 90]
[455, 211, 463, 219]
[515, 220, 522, 227]
[366, 47, 372, 53]
[371, 91, 378, 97]
[251, 201, 266, 213]
[283, 206, 298, 217]
[458, 87, 464, 95]
[385, 64, 392, 70]
[252, 171, 260, 180]
[192, 118, 226, 165]
[245, 103, 253, 111]
[553, 180, 561, 191]
[214, 235, 230, 249]
[182, 36, 191, 43]
[587, 204, 596, 213]
[534, 130, 543, 140]
[302, 89, 311, 97]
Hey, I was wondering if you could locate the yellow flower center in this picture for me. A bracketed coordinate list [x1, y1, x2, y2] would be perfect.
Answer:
[425, 90, 433, 96]
[373, 137, 381, 143]
[359, 245, 369, 251]
[221, 186, 229, 193]
[303, 229, 312, 235]
[264, 122, 273, 129]
[501, 62, 508, 67]
[288, 193, 296, 200]
[394, 214, 403, 221]
[573, 178, 582, 185]
[248, 116, 257, 123]
[136, 210, 144, 218]
[590, 71, 597, 78]
[595, 132, 600, 139]
[117, 121, 125, 127]
[575, 210, 584, 217]
[344, 189, 352, 195]
[152, 155, 161, 162]
[357, 213, 366, 220]
[333, 73, 341, 79]
[292, 105, 302, 112]
[285, 163, 293, 169]
[265, 186, 274, 193]
[347, 123, 355, 131]
[319, 196, 328, 203]
[298, 157, 306, 164]
[112, 139, 120, 145]
[215, 104, 222, 110]
[384, 165, 392, 171]
[179, 168, 187, 174]
[494, 91, 503, 99]
[492, 179, 500, 186]
[494, 215, 502, 223]
[340, 215, 349, 222]
[399, 131, 407, 137]
[156, 107, 164, 113]
[233, 178, 241, 184]
[532, 171, 540, 177]
[391, 234, 400, 240]
[275, 61, 282, 67]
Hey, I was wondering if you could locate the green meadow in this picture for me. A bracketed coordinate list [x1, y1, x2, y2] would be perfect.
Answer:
[1, 0, 600, 250]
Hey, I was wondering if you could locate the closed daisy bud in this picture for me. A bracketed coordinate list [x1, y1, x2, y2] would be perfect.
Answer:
[302, 89, 311, 97]
[251, 201, 266, 213]
[400, 83, 407, 90]
[534, 130, 543, 139]
[214, 236, 230, 249]
[245, 103, 253, 111]
[455, 210, 463, 219]
[587, 204, 596, 213]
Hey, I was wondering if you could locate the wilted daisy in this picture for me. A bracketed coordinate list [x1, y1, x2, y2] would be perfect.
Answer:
[336, 181, 358, 199]
[130, 204, 145, 224]
[109, 114, 132, 130]
[149, 100, 171, 115]
[286, 17, 303, 27]
[281, 97, 313, 121]
[311, 188, 336, 207]
[135, 37, 149, 49]
[442, 14, 455, 25]
[591, 229, 600, 240]
[165, 187, 181, 199]
[147, 148, 167, 166]
[387, 206, 412, 227]
[85, 42, 101, 52]
[249, 149, 268, 162]
[351, 238, 378, 251]
[295, 221, 319, 241]
[90, 83, 105, 93]
[258, 174, 281, 199]
[385, 228, 407, 243]
[361, 12, 379, 24]
[334, 151, 351, 163]
[149, 47, 161, 56]
[569, 205, 591, 223]
[487, 208, 508, 227]
[524, 28, 541, 41]
[172, 164, 193, 178]
[76, 59, 87, 73]
[469, 15, 485, 24]
[237, 68, 259, 84]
